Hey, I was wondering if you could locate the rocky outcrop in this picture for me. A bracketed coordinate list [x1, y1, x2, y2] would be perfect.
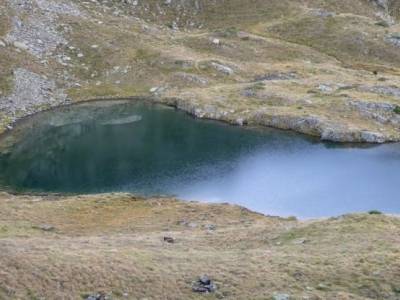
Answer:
[0, 68, 68, 124]
[5, 0, 82, 58]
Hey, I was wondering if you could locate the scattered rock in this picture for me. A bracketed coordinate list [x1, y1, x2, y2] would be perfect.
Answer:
[360, 131, 386, 143]
[0, 68, 67, 123]
[35, 224, 55, 231]
[211, 38, 220, 45]
[163, 236, 175, 243]
[174, 60, 195, 69]
[85, 292, 107, 300]
[174, 72, 208, 86]
[177, 220, 198, 228]
[368, 85, 400, 98]
[210, 62, 234, 75]
[292, 238, 307, 245]
[386, 33, 400, 47]
[5, 3, 69, 58]
[235, 118, 245, 126]
[13, 41, 29, 51]
[310, 8, 336, 18]
[318, 84, 334, 93]
[316, 283, 329, 291]
[204, 224, 216, 231]
[192, 275, 216, 293]
[0, 40, 6, 47]
[188, 222, 198, 228]
[254, 72, 296, 81]
[273, 292, 290, 300]
[150, 87, 159, 93]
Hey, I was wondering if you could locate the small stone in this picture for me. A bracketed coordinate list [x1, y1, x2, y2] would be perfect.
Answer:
[318, 84, 334, 93]
[212, 38, 220, 45]
[292, 238, 307, 245]
[187, 222, 197, 228]
[85, 292, 106, 300]
[0, 40, 5, 47]
[13, 41, 29, 51]
[199, 275, 211, 285]
[150, 87, 159, 93]
[77, 53, 84, 58]
[163, 236, 175, 243]
[235, 118, 245, 126]
[36, 224, 55, 231]
[210, 62, 234, 75]
[273, 293, 290, 300]
[204, 224, 216, 231]
[192, 275, 216, 293]
[91, 44, 99, 49]
[316, 283, 329, 291]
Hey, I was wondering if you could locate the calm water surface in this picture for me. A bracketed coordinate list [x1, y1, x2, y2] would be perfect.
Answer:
[0, 100, 399, 218]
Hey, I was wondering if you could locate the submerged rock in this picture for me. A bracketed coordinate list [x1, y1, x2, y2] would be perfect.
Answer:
[100, 115, 142, 125]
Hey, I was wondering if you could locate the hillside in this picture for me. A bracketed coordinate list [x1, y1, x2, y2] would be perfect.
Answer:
[0, 192, 399, 299]
[0, 0, 400, 141]
[1, 1, 400, 299]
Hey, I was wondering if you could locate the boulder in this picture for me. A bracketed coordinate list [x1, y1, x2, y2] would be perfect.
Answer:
[192, 275, 216, 293]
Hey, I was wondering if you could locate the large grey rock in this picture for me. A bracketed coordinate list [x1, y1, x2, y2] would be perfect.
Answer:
[386, 33, 400, 47]
[210, 62, 234, 75]
[192, 275, 216, 293]
[360, 131, 386, 143]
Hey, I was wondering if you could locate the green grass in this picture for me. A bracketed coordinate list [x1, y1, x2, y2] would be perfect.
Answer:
[394, 106, 400, 114]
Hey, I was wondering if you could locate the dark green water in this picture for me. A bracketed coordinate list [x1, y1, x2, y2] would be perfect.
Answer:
[0, 100, 399, 218]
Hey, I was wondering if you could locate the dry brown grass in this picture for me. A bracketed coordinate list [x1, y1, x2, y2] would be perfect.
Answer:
[0, 192, 399, 299]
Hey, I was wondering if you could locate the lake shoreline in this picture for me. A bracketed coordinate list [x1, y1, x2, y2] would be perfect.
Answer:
[2, 95, 397, 144]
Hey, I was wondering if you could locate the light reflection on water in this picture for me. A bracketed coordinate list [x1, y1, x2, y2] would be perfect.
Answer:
[0, 100, 399, 218]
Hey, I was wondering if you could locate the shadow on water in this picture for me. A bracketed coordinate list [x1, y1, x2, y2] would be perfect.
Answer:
[0, 99, 399, 218]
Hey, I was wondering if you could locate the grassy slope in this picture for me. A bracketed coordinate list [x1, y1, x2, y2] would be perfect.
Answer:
[1, 0, 400, 140]
[0, 193, 399, 300]
[0, 2, 400, 298]
[61, 0, 400, 140]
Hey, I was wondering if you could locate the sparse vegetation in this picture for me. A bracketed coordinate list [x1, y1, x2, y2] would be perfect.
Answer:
[0, 193, 399, 299]
[1, 0, 400, 298]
